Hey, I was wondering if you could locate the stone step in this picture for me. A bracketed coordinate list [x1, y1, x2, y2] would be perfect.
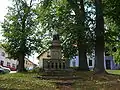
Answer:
[37, 75, 81, 80]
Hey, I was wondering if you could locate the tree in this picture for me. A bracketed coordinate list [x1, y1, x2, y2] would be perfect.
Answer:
[37, 0, 97, 71]
[66, 0, 88, 71]
[36, 0, 77, 58]
[103, 0, 120, 64]
[1, 0, 41, 72]
[94, 0, 105, 73]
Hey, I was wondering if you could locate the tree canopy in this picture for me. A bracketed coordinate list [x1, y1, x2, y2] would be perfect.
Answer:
[1, 0, 120, 73]
[1, 0, 41, 72]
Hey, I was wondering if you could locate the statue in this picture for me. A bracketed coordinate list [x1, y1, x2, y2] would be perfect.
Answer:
[53, 31, 59, 40]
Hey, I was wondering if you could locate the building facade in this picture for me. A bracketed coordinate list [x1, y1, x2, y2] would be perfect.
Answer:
[0, 48, 18, 70]
[70, 55, 120, 70]
[24, 57, 37, 70]
[0, 47, 36, 71]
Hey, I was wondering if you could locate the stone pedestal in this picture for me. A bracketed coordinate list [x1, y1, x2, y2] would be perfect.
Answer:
[43, 59, 69, 70]
[42, 33, 70, 74]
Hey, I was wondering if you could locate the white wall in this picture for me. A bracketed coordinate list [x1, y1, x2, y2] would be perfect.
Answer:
[0, 48, 18, 69]
[70, 56, 79, 67]
[87, 55, 95, 69]
[70, 55, 95, 69]
[38, 51, 47, 68]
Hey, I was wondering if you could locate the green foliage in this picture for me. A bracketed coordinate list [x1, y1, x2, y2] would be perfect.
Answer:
[36, 0, 77, 58]
[28, 67, 42, 73]
[36, 0, 95, 59]
[1, 0, 42, 59]
[103, 0, 120, 63]
[1, 71, 120, 89]
[0, 73, 55, 89]
[103, 0, 120, 25]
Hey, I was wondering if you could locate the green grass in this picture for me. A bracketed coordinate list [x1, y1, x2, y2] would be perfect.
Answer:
[0, 73, 56, 90]
[73, 70, 120, 89]
[1, 70, 120, 90]
[107, 70, 120, 75]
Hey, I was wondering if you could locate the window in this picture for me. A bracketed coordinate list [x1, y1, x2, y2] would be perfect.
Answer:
[0, 61, 4, 66]
[26, 61, 28, 64]
[106, 60, 111, 69]
[1, 52, 5, 56]
[89, 60, 92, 66]
[72, 61, 76, 67]
[12, 64, 15, 68]
[7, 62, 10, 67]
[47, 51, 50, 57]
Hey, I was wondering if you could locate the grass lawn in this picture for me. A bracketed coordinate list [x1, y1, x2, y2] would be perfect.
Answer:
[0, 70, 120, 90]
[107, 70, 120, 75]
[73, 71, 120, 89]
[0, 73, 56, 90]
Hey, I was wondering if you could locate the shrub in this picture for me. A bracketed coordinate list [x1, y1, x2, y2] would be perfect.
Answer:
[29, 67, 40, 73]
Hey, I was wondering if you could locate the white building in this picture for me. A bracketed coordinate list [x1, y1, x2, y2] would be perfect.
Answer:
[70, 55, 120, 70]
[37, 50, 50, 68]
[0, 47, 18, 70]
[70, 55, 95, 70]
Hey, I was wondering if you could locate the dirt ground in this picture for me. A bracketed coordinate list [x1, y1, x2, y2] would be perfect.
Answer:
[54, 71, 120, 90]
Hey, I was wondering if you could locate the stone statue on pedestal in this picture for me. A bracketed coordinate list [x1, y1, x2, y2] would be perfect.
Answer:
[53, 34, 59, 40]
[53, 31, 59, 40]
[42, 31, 69, 71]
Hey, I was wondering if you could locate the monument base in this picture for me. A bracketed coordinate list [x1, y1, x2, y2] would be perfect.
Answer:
[37, 69, 81, 80]
[43, 59, 69, 70]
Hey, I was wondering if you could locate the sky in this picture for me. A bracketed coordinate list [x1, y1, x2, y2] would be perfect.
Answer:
[0, 0, 11, 40]
[0, 0, 11, 22]
[0, 0, 39, 65]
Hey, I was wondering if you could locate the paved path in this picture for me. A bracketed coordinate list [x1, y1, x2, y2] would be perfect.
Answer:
[10, 71, 17, 73]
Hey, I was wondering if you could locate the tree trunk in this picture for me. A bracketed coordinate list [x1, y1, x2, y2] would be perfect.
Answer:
[94, 0, 105, 73]
[17, 53, 25, 72]
[78, 43, 89, 71]
[67, 0, 89, 71]
[78, 0, 89, 71]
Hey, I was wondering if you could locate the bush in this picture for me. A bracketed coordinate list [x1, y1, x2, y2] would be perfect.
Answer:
[70, 67, 79, 71]
[28, 67, 41, 73]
